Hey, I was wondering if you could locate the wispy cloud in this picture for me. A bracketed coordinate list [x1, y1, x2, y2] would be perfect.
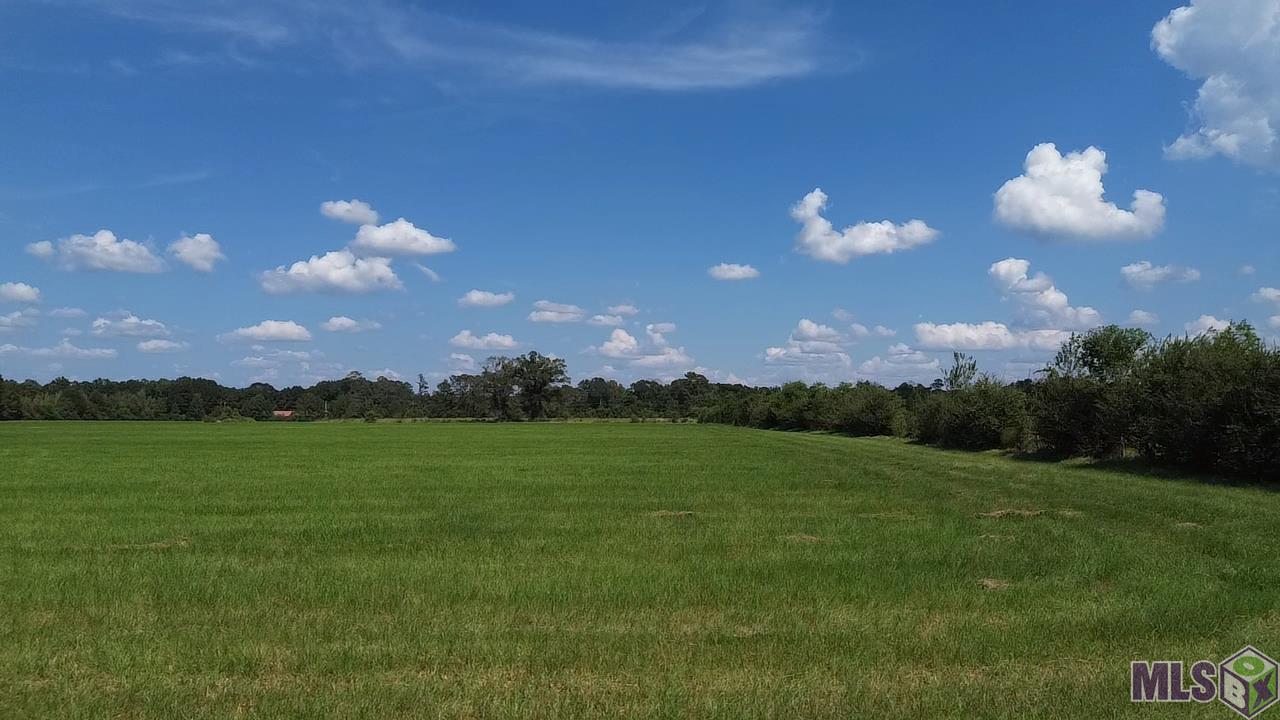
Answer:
[71, 0, 296, 46]
[4, 169, 211, 200]
[52, 1, 839, 91]
[134, 169, 213, 189]
[370, 4, 834, 90]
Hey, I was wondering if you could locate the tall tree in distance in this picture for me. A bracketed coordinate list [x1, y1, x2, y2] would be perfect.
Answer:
[479, 356, 519, 420]
[510, 351, 569, 420]
[1043, 333, 1086, 379]
[944, 352, 979, 390]
[1079, 326, 1151, 383]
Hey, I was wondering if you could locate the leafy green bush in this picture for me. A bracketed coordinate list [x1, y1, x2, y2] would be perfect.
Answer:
[768, 382, 828, 431]
[1130, 323, 1279, 477]
[1029, 326, 1150, 457]
[831, 383, 906, 436]
[917, 378, 1029, 450]
[1031, 376, 1107, 456]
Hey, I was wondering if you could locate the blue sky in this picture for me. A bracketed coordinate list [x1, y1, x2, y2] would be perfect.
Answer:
[2, 0, 1277, 387]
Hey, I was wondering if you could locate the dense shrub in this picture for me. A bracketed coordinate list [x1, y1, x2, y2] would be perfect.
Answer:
[1018, 321, 1278, 477]
[911, 392, 947, 445]
[695, 381, 907, 437]
[915, 377, 1029, 450]
[831, 383, 907, 437]
[1031, 376, 1107, 456]
[1029, 327, 1150, 457]
[769, 382, 828, 431]
[1129, 324, 1280, 478]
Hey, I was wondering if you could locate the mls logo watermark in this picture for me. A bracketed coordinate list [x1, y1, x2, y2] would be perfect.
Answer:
[1131, 646, 1279, 718]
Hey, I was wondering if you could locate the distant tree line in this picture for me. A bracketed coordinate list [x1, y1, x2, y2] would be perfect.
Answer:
[2, 325, 1276, 478]
[699, 322, 1278, 479]
[0, 351, 708, 423]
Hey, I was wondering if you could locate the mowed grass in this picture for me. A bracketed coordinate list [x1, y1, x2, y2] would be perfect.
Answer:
[1, 422, 1277, 719]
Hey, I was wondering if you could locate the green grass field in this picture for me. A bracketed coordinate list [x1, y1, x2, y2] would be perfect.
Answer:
[2, 422, 1277, 718]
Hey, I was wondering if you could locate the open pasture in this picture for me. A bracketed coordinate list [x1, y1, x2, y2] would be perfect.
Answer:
[1, 422, 1276, 718]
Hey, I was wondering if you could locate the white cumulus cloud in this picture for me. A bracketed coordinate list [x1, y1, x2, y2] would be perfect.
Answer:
[450, 330, 518, 350]
[449, 353, 477, 372]
[708, 262, 760, 280]
[28, 230, 166, 273]
[607, 304, 639, 316]
[1129, 310, 1160, 326]
[858, 344, 941, 379]
[645, 322, 677, 345]
[1153, 0, 1280, 168]
[631, 346, 694, 368]
[597, 327, 693, 369]
[137, 339, 188, 353]
[913, 321, 1069, 352]
[260, 250, 401, 294]
[350, 218, 455, 256]
[588, 314, 624, 326]
[910, 258, 1098, 355]
[1252, 289, 1280, 330]
[765, 318, 851, 366]
[994, 144, 1165, 240]
[1121, 261, 1201, 289]
[91, 314, 170, 338]
[0, 282, 40, 303]
[321, 199, 379, 225]
[458, 290, 515, 308]
[792, 188, 938, 264]
[598, 328, 641, 358]
[221, 320, 312, 343]
[840, 318, 897, 338]
[322, 316, 381, 332]
[989, 258, 1101, 330]
[167, 233, 225, 272]
[792, 318, 842, 343]
[25, 241, 54, 259]
[1252, 287, 1280, 304]
[0, 309, 39, 332]
[528, 300, 585, 323]
[886, 343, 935, 365]
[858, 356, 938, 379]
[764, 345, 850, 367]
[1185, 314, 1230, 335]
